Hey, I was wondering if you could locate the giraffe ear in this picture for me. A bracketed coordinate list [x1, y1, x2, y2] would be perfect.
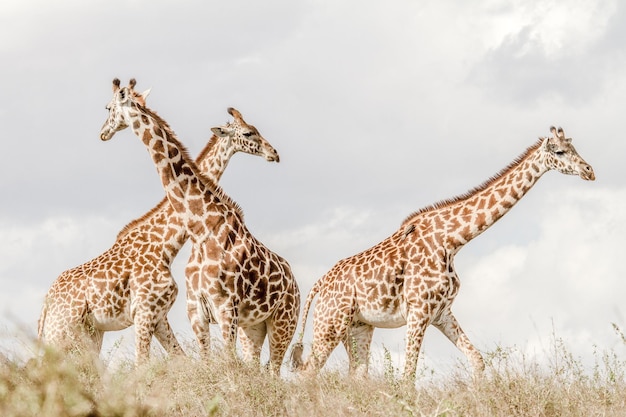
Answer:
[211, 126, 231, 137]
[134, 88, 151, 106]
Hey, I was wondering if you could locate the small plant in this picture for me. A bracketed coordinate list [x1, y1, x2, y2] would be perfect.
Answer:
[2, 331, 626, 416]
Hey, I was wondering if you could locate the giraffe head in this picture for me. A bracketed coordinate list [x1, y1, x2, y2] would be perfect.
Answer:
[209, 108, 280, 162]
[540, 126, 595, 181]
[100, 78, 150, 141]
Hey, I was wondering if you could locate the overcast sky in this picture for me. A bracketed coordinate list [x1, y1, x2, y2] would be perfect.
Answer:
[1, 0, 625, 377]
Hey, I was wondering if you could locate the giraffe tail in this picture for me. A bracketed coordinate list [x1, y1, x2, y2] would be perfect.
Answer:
[289, 279, 322, 371]
[37, 298, 48, 341]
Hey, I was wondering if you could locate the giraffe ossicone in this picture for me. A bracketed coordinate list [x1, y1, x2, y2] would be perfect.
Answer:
[38, 81, 280, 363]
[99, 78, 300, 371]
[291, 126, 594, 382]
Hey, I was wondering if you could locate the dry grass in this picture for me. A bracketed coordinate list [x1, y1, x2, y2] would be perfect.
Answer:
[1, 335, 626, 417]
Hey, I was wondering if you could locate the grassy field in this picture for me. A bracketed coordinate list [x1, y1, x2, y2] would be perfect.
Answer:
[1, 335, 626, 417]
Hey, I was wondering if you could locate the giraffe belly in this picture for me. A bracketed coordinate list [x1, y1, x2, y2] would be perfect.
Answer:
[90, 306, 133, 331]
[355, 308, 406, 329]
[92, 315, 133, 331]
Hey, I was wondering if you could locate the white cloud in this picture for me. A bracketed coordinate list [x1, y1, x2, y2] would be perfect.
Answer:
[480, 0, 617, 57]
[467, 0, 624, 104]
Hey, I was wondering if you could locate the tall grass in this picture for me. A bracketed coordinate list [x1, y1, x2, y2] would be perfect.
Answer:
[2, 333, 626, 417]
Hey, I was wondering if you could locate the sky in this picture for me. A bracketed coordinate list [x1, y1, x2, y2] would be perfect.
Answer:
[1, 0, 625, 378]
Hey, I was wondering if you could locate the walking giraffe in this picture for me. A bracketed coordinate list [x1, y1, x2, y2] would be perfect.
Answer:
[99, 79, 300, 371]
[291, 127, 595, 381]
[39, 95, 280, 363]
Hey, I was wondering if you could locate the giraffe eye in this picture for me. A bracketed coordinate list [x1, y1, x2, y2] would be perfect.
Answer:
[243, 132, 253, 137]
[555, 150, 565, 156]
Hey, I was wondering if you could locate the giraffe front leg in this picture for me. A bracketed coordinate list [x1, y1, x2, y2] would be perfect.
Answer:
[402, 312, 431, 383]
[433, 309, 485, 376]
[342, 322, 374, 378]
[132, 309, 157, 364]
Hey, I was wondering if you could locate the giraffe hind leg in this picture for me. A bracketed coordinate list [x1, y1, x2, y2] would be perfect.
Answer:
[342, 322, 374, 377]
[154, 318, 185, 357]
[304, 300, 354, 374]
[238, 322, 266, 364]
[265, 292, 300, 374]
[187, 291, 213, 357]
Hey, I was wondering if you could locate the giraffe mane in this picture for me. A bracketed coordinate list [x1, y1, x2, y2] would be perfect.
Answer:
[131, 103, 244, 216]
[195, 134, 220, 162]
[116, 197, 170, 240]
[401, 139, 543, 226]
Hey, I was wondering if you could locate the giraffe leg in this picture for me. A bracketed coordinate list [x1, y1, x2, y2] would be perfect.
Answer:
[149, 270, 184, 357]
[154, 318, 185, 357]
[41, 280, 90, 354]
[81, 310, 103, 356]
[91, 328, 104, 353]
[432, 309, 485, 375]
[304, 293, 353, 374]
[342, 322, 374, 377]
[265, 289, 300, 374]
[216, 303, 239, 357]
[402, 312, 431, 383]
[40, 306, 77, 352]
[305, 334, 340, 374]
[186, 264, 211, 356]
[238, 323, 266, 364]
[133, 309, 157, 364]
[186, 294, 212, 357]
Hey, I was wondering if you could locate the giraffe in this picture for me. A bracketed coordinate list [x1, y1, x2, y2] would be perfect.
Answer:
[291, 126, 595, 382]
[38, 97, 280, 363]
[99, 78, 300, 371]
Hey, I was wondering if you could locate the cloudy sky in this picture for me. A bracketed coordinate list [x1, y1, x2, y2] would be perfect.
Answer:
[1, 0, 625, 377]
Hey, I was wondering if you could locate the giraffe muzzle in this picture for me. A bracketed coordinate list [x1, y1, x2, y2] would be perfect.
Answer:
[580, 164, 595, 181]
[100, 129, 114, 141]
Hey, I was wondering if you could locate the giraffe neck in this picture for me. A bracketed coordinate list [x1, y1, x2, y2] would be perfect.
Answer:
[126, 103, 238, 240]
[406, 140, 548, 251]
[116, 135, 237, 242]
[195, 135, 234, 183]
